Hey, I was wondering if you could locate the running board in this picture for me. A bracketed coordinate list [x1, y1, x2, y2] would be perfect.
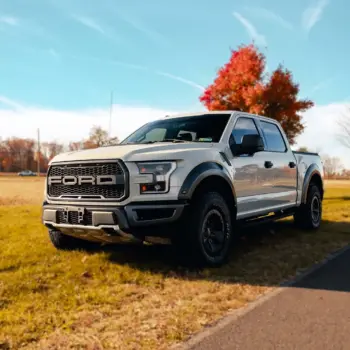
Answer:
[237, 208, 296, 228]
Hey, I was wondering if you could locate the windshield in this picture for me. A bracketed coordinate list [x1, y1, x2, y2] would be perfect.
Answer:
[121, 113, 231, 144]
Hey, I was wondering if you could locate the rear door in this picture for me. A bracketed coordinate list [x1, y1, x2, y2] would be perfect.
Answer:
[257, 119, 298, 208]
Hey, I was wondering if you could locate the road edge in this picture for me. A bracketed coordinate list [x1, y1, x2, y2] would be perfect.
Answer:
[172, 244, 350, 350]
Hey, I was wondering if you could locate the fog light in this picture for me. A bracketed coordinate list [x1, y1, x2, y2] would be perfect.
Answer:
[140, 181, 166, 193]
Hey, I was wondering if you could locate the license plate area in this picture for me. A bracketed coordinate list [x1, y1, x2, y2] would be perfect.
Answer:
[58, 206, 86, 225]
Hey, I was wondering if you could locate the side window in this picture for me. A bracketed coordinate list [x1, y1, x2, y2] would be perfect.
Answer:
[231, 117, 259, 145]
[260, 121, 286, 152]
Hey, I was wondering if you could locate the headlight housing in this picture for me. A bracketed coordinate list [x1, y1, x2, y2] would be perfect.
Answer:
[136, 161, 176, 194]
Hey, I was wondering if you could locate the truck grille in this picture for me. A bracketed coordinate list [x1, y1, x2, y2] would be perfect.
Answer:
[47, 161, 127, 201]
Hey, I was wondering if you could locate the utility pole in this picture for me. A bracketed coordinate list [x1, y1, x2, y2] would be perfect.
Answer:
[37, 128, 40, 176]
[109, 90, 114, 138]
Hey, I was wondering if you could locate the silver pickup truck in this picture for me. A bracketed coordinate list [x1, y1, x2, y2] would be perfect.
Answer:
[42, 111, 324, 266]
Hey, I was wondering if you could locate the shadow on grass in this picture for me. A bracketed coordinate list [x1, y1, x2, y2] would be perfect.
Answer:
[327, 196, 350, 201]
[81, 219, 350, 293]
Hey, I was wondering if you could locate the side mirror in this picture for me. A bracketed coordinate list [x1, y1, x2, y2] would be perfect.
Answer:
[232, 134, 264, 156]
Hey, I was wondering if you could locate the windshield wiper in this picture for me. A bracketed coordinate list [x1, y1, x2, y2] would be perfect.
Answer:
[125, 141, 156, 144]
[126, 139, 190, 145]
[159, 139, 187, 143]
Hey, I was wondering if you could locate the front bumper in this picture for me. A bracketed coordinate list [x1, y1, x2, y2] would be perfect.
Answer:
[42, 200, 187, 240]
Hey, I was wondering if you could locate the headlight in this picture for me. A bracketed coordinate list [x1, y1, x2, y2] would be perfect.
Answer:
[136, 161, 176, 194]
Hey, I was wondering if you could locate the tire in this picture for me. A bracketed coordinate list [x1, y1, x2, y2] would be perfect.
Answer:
[48, 229, 94, 250]
[294, 184, 322, 230]
[173, 191, 233, 267]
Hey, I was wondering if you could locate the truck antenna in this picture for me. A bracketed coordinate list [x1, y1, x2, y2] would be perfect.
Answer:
[109, 91, 114, 138]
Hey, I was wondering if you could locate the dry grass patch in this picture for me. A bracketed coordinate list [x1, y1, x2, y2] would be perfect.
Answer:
[0, 180, 349, 349]
[0, 177, 45, 206]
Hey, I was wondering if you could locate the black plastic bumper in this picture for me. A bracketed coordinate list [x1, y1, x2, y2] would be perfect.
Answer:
[42, 200, 187, 234]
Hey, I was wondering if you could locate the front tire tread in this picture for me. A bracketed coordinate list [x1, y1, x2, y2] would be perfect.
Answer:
[173, 191, 233, 267]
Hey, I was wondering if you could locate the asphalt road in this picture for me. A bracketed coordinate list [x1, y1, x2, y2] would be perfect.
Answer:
[184, 247, 350, 350]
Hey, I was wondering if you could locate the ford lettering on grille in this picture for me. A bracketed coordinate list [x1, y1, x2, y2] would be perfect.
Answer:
[48, 175, 118, 186]
[47, 162, 127, 201]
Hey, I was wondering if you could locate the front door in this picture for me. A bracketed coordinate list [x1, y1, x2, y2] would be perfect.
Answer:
[227, 116, 274, 219]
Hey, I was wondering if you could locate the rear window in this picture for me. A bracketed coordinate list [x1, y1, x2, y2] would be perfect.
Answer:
[260, 121, 286, 152]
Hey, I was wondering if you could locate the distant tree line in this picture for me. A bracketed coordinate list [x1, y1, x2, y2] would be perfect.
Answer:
[338, 107, 350, 149]
[296, 147, 349, 179]
[0, 126, 119, 173]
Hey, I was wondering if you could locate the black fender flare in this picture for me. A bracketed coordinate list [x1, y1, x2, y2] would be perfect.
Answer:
[301, 164, 324, 204]
[178, 162, 237, 207]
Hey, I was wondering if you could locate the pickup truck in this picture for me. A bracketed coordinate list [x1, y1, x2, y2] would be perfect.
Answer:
[42, 111, 324, 267]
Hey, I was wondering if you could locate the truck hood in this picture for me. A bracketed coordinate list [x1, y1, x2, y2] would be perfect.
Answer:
[50, 142, 220, 164]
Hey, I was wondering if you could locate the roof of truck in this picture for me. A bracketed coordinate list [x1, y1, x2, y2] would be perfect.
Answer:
[164, 111, 233, 118]
[164, 111, 278, 124]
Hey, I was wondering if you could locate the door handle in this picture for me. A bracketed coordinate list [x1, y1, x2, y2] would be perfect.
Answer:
[264, 161, 273, 169]
[289, 162, 296, 168]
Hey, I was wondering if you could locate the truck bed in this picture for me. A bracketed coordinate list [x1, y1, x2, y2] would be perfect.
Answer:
[293, 151, 322, 172]
[293, 151, 319, 157]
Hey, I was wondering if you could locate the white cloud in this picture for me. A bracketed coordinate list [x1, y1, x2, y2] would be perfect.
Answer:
[302, 0, 329, 33]
[0, 16, 19, 26]
[72, 15, 106, 36]
[100, 2, 168, 47]
[68, 54, 147, 71]
[244, 7, 293, 30]
[48, 48, 60, 61]
[305, 77, 334, 97]
[309, 81, 329, 94]
[0, 95, 25, 111]
[295, 102, 350, 168]
[155, 71, 205, 91]
[0, 97, 177, 144]
[65, 55, 204, 91]
[233, 12, 267, 47]
[119, 14, 168, 47]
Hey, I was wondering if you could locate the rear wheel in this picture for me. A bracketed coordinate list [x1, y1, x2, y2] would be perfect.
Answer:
[48, 229, 94, 250]
[173, 191, 233, 267]
[294, 184, 322, 230]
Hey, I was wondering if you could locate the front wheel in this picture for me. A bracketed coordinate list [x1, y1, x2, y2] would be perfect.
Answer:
[294, 184, 322, 230]
[48, 229, 94, 250]
[173, 192, 233, 267]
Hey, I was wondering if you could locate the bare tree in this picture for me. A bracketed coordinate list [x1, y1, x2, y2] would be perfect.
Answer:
[87, 126, 119, 147]
[321, 154, 344, 178]
[69, 141, 84, 151]
[69, 126, 120, 151]
[338, 108, 350, 148]
[296, 146, 309, 152]
[42, 141, 64, 160]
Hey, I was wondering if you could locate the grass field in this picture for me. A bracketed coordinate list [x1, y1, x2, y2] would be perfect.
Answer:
[0, 177, 350, 349]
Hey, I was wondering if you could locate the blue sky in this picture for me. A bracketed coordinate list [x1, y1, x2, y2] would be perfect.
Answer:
[1, 0, 349, 167]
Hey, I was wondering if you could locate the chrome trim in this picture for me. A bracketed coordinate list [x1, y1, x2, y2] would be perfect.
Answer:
[57, 195, 104, 200]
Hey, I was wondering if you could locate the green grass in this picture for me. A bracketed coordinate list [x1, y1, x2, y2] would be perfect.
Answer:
[0, 181, 350, 349]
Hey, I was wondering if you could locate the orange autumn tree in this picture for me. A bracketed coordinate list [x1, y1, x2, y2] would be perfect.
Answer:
[200, 44, 313, 144]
